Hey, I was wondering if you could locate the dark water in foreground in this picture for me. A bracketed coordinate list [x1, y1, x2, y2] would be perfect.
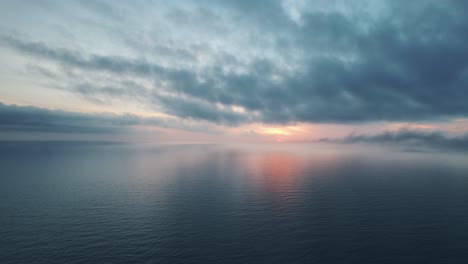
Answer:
[1, 142, 468, 263]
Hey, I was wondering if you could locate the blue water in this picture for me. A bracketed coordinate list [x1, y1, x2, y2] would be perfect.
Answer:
[1, 142, 468, 263]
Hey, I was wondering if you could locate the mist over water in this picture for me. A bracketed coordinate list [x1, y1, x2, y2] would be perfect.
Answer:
[1, 142, 468, 263]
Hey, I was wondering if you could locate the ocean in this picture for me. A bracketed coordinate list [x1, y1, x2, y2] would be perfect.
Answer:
[1, 141, 468, 263]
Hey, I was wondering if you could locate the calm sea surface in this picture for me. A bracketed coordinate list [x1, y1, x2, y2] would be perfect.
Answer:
[1, 141, 468, 263]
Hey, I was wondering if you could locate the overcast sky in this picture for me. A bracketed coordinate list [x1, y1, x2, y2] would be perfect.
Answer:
[1, 0, 467, 142]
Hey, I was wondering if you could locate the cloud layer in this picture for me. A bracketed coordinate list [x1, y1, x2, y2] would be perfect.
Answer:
[320, 130, 468, 152]
[0, 102, 218, 134]
[1, 0, 468, 127]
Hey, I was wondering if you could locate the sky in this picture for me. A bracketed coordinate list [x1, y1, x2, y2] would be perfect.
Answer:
[0, 0, 468, 145]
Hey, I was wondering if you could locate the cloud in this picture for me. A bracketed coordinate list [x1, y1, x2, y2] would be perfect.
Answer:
[320, 130, 468, 152]
[0, 101, 126, 133]
[0, 36, 166, 77]
[0, 102, 220, 134]
[2, 0, 468, 125]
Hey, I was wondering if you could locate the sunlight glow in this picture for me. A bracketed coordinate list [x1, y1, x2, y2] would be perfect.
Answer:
[263, 128, 290, 136]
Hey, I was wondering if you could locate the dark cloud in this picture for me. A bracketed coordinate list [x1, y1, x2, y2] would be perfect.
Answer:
[0, 102, 219, 134]
[320, 130, 468, 152]
[0, 101, 129, 133]
[2, 0, 468, 125]
[155, 96, 248, 125]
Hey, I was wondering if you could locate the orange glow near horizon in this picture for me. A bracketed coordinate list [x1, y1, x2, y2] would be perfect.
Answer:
[222, 123, 352, 143]
[252, 125, 310, 142]
[263, 128, 291, 136]
[135, 120, 468, 144]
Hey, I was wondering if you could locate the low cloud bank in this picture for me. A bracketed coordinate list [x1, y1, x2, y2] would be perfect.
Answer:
[320, 130, 468, 152]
